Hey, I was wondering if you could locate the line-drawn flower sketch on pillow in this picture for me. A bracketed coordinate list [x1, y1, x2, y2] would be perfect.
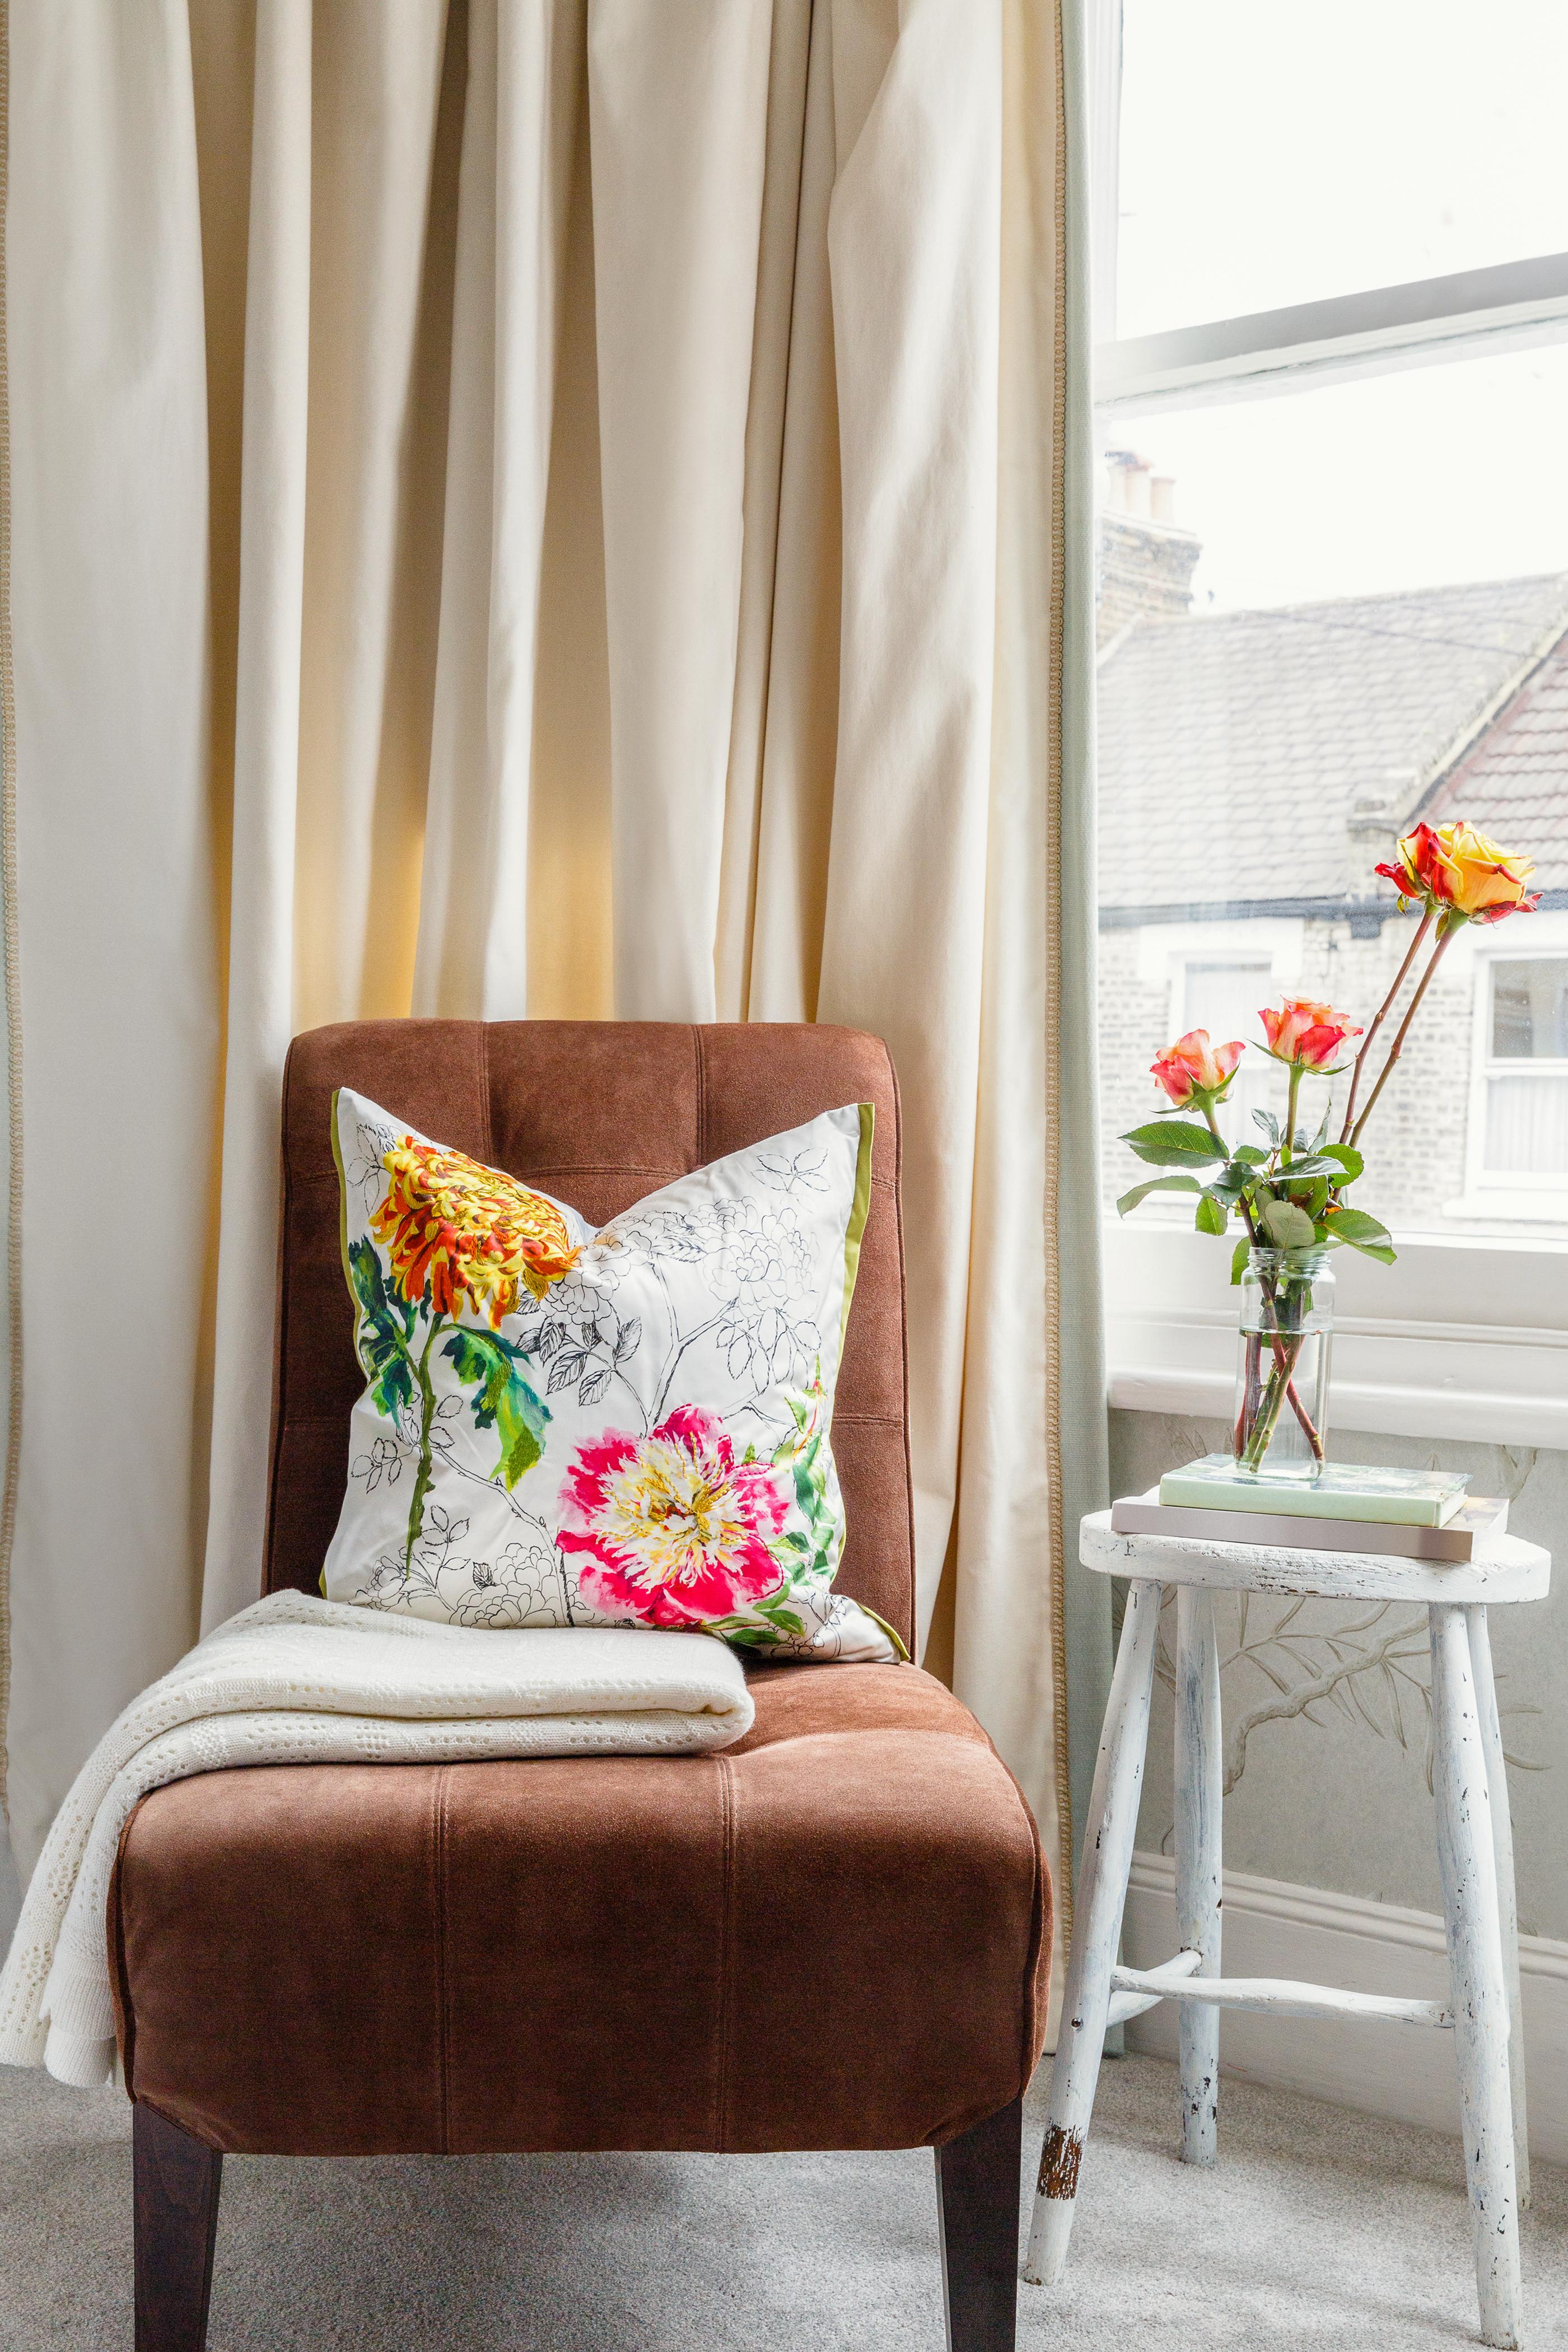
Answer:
[451, 1538, 568, 1627]
[351, 1432, 405, 1495]
[599, 1194, 822, 1427]
[754, 1145, 830, 1194]
[346, 1117, 399, 1207]
[507, 1262, 647, 1418]
[353, 1508, 581, 1628]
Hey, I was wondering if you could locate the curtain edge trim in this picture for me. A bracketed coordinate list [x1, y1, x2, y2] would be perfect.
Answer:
[1043, 0, 1076, 1949]
[0, 0, 21, 1830]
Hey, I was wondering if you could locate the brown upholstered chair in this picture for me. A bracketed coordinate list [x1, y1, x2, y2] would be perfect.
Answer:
[111, 1021, 1051, 2351]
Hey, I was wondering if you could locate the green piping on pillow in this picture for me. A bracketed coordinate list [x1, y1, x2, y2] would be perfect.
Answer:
[839, 1102, 875, 1361]
[329, 1086, 355, 1320]
[324, 1089, 353, 1600]
[834, 1109, 909, 1662]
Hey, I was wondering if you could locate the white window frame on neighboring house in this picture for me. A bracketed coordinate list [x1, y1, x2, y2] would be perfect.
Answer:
[1452, 913, 1568, 1226]
[1090, 0, 1568, 1445]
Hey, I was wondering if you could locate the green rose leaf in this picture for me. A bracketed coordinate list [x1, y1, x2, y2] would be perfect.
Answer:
[1122, 1119, 1228, 1168]
[1115, 1173, 1203, 1215]
[1260, 1197, 1318, 1249]
[1318, 1142, 1365, 1182]
[1270, 1153, 1348, 1182]
[1230, 1236, 1251, 1286]
[1252, 1108, 1281, 1145]
[1194, 1192, 1228, 1236]
[1231, 1144, 1269, 1166]
[1322, 1207, 1398, 1264]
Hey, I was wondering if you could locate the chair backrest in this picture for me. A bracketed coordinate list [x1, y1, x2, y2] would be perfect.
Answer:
[264, 1019, 917, 1651]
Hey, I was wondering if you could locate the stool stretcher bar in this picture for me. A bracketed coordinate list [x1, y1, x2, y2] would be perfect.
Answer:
[1108, 1962, 1453, 2030]
[1105, 1945, 1201, 2028]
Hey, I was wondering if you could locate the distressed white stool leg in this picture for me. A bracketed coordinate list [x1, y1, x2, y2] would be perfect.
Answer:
[1175, 1584, 1222, 2165]
[1430, 1602, 1523, 2351]
[1024, 1577, 1161, 2289]
[1467, 1606, 1529, 2210]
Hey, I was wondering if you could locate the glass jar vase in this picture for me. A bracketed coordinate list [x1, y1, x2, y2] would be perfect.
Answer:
[1231, 1245, 1334, 1480]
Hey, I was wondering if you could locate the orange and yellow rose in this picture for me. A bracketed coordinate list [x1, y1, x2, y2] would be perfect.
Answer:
[1375, 820, 1538, 925]
[1259, 996, 1361, 1069]
[371, 1138, 579, 1327]
[1150, 1029, 1244, 1105]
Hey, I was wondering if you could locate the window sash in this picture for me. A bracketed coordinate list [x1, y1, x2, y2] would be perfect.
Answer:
[1088, 3, 1568, 413]
[1467, 940, 1568, 1204]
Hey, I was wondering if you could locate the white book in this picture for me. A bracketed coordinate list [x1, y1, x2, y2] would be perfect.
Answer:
[1158, 1454, 1471, 1528]
[1112, 1490, 1509, 1562]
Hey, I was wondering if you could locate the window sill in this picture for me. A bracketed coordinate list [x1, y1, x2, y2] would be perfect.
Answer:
[1104, 1223, 1568, 1451]
[1443, 1193, 1568, 1227]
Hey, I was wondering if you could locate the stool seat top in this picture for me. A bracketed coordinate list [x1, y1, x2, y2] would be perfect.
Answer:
[1081, 1506, 1550, 1606]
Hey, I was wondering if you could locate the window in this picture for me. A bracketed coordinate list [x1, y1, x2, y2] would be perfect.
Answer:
[1458, 928, 1568, 1217]
[1092, 0, 1568, 1446]
[1176, 960, 1276, 1151]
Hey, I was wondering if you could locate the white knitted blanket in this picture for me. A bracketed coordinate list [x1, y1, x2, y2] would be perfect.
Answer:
[0, 1592, 754, 2089]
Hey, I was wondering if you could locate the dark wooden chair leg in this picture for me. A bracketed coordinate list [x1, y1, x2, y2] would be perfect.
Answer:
[935, 2096, 1023, 2352]
[133, 2104, 223, 2352]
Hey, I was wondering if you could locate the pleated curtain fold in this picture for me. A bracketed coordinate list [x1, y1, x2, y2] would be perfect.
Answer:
[3, 0, 1108, 1936]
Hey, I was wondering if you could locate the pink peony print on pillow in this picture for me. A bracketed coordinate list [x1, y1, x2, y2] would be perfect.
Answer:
[558, 1406, 791, 1629]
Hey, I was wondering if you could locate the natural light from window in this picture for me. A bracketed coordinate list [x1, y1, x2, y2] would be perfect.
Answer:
[1116, 0, 1568, 337]
[1096, 3, 1568, 1250]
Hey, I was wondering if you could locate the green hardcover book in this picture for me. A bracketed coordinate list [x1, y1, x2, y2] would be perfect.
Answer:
[1157, 1455, 1471, 1527]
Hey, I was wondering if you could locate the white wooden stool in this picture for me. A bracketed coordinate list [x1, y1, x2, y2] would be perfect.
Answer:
[1024, 1508, 1552, 2350]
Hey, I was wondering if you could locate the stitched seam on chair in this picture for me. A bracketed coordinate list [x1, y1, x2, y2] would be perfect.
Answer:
[279, 1408, 907, 1434]
[468, 1160, 897, 1195]
[488, 1164, 687, 1179]
[1012, 1763, 1050, 2097]
[477, 1024, 494, 1167]
[433, 1768, 451, 2154]
[692, 1025, 708, 1169]
[714, 1757, 736, 2152]
[108, 1799, 147, 2098]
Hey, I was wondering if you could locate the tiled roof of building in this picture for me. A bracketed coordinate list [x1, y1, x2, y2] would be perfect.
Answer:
[1098, 572, 1568, 908]
[1422, 634, 1568, 895]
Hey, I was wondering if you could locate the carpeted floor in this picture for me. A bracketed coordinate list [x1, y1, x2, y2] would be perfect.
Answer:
[2, 2053, 1566, 2349]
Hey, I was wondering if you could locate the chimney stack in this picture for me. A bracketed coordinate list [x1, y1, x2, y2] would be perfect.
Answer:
[1098, 449, 1201, 645]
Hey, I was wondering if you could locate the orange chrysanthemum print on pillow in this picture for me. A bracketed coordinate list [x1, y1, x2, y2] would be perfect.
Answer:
[321, 1088, 900, 1662]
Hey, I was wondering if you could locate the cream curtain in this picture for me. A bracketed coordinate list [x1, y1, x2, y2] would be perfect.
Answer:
[3, 0, 1108, 1928]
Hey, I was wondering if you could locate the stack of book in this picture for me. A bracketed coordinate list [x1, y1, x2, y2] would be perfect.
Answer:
[1112, 1455, 1509, 1561]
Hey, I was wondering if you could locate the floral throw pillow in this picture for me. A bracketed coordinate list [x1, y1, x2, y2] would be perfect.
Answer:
[321, 1088, 902, 1662]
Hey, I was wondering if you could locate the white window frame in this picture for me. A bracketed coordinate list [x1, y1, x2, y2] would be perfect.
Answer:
[1450, 916, 1568, 1222]
[1091, 0, 1568, 1444]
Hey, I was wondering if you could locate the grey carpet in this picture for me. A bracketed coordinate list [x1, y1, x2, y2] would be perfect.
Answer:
[3, 2054, 1566, 2349]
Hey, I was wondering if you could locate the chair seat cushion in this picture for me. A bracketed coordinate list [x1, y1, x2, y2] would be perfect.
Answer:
[109, 1665, 1049, 2156]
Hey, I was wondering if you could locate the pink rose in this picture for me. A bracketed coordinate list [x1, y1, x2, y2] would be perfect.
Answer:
[1259, 996, 1361, 1070]
[1150, 1029, 1244, 1106]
